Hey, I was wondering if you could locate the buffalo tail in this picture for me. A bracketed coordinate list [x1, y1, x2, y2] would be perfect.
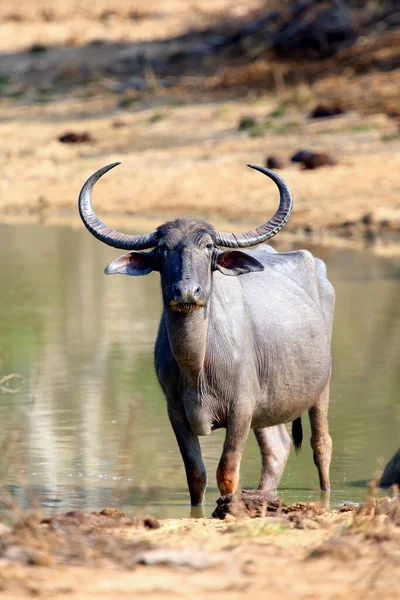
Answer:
[292, 417, 303, 454]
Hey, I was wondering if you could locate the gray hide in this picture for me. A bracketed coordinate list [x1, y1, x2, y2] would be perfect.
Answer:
[152, 237, 334, 504]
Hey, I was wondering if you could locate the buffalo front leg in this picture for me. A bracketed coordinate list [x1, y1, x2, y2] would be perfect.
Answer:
[254, 424, 291, 492]
[217, 413, 251, 496]
[168, 405, 207, 506]
[309, 382, 332, 491]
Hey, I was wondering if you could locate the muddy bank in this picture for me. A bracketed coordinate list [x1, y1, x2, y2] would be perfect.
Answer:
[0, 0, 400, 251]
[1, 0, 400, 249]
[0, 497, 399, 599]
[1, 94, 400, 252]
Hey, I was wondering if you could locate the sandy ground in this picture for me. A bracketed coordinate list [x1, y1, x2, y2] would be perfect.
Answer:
[1, 0, 400, 253]
[0, 499, 399, 599]
[1, 93, 400, 253]
[0, 0, 263, 51]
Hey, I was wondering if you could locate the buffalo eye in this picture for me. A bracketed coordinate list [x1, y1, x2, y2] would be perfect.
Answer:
[156, 246, 168, 269]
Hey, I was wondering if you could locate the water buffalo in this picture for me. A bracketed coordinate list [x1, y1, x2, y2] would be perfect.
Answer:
[78, 163, 334, 507]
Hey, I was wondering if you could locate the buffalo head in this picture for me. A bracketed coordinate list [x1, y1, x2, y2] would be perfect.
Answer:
[78, 163, 293, 313]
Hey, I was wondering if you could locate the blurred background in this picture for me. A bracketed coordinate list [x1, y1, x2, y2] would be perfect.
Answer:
[0, 0, 399, 517]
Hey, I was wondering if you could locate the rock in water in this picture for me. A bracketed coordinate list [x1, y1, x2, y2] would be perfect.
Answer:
[380, 448, 400, 487]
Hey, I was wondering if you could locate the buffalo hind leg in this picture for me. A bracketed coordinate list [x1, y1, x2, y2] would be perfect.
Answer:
[168, 404, 207, 506]
[309, 382, 332, 491]
[217, 413, 251, 496]
[254, 425, 291, 492]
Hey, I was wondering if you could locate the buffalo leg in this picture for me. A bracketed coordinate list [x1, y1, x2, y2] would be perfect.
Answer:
[217, 414, 251, 496]
[254, 425, 291, 492]
[309, 382, 332, 491]
[168, 404, 207, 505]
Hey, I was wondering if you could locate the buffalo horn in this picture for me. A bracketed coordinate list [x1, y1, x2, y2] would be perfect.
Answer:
[215, 165, 293, 248]
[78, 163, 159, 250]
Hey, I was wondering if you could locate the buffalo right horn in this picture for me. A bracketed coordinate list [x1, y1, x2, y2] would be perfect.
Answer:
[78, 163, 159, 250]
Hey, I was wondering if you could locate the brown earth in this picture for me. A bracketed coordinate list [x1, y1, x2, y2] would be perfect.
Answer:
[0, 497, 399, 599]
[1, 0, 400, 254]
[2, 90, 400, 255]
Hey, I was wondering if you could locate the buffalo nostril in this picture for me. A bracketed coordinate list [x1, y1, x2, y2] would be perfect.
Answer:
[172, 284, 181, 299]
[194, 287, 201, 296]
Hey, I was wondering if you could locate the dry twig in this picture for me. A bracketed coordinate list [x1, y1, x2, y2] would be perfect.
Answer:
[0, 373, 23, 394]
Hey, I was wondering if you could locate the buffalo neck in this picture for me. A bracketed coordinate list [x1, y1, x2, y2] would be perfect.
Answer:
[164, 306, 209, 385]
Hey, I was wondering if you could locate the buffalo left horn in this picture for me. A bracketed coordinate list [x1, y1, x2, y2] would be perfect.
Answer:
[215, 165, 293, 248]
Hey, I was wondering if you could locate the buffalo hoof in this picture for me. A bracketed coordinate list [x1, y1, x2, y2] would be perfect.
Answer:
[212, 490, 282, 520]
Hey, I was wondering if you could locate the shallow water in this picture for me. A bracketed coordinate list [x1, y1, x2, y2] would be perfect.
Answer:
[0, 223, 399, 517]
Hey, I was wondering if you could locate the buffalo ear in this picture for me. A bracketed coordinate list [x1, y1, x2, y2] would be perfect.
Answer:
[105, 251, 156, 276]
[216, 250, 264, 276]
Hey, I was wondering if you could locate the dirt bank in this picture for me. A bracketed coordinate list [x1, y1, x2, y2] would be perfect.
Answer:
[1, 0, 400, 251]
[1, 94, 400, 251]
[0, 498, 399, 599]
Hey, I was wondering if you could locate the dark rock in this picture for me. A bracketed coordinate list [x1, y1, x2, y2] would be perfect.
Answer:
[360, 212, 373, 226]
[302, 152, 337, 169]
[291, 150, 336, 169]
[29, 43, 48, 54]
[58, 132, 93, 144]
[291, 149, 313, 163]
[266, 155, 285, 169]
[309, 104, 344, 119]
[380, 448, 400, 487]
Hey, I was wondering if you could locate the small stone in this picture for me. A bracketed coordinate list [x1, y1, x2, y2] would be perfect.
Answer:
[309, 104, 344, 119]
[58, 132, 93, 144]
[291, 150, 313, 163]
[265, 156, 285, 169]
[302, 152, 337, 169]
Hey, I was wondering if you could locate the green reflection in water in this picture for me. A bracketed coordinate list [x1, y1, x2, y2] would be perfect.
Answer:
[0, 223, 399, 517]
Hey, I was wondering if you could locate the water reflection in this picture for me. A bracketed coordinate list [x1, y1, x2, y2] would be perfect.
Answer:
[0, 223, 399, 517]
